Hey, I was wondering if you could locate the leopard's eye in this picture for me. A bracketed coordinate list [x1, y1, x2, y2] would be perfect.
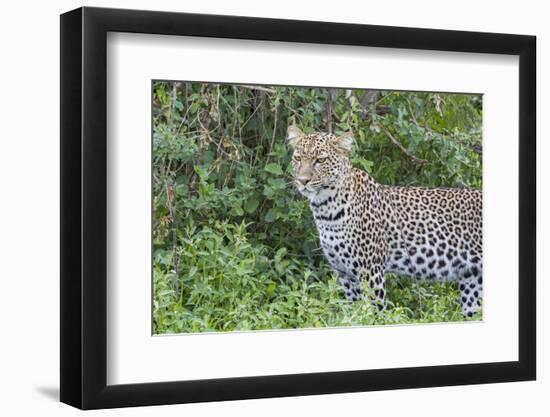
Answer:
[293, 155, 302, 162]
[315, 156, 328, 164]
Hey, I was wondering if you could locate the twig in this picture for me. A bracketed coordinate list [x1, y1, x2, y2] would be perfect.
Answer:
[380, 125, 428, 165]
[266, 104, 279, 164]
[354, 91, 391, 119]
[167, 82, 180, 123]
[240, 100, 263, 130]
[165, 180, 180, 297]
[326, 88, 336, 134]
[405, 98, 432, 142]
[360, 90, 379, 110]
[239, 85, 276, 94]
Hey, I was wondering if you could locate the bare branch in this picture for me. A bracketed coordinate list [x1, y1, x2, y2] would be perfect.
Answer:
[325, 88, 336, 134]
[380, 125, 428, 165]
[266, 104, 279, 164]
[239, 85, 276, 94]
[360, 90, 379, 109]
[355, 91, 391, 119]
[352, 92, 428, 165]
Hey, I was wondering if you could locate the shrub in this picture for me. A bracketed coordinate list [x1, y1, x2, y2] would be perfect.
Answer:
[152, 82, 482, 334]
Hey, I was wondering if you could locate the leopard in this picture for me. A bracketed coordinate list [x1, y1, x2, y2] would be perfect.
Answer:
[287, 126, 483, 317]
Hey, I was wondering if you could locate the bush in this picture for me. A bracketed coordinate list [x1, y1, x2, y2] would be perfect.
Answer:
[152, 82, 482, 334]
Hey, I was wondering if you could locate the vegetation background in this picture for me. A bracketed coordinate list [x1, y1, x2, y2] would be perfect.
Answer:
[152, 81, 482, 334]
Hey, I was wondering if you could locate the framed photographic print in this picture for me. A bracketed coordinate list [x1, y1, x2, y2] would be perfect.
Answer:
[60, 6, 536, 410]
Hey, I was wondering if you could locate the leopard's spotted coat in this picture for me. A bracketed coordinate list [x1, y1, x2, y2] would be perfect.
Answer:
[287, 127, 482, 317]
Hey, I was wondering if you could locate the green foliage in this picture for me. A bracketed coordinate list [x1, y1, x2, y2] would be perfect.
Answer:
[152, 81, 483, 334]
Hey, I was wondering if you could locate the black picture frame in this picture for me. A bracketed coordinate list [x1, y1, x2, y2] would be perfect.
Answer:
[60, 6, 536, 410]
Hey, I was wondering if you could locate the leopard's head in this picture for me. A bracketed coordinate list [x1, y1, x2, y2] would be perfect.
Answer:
[287, 126, 354, 198]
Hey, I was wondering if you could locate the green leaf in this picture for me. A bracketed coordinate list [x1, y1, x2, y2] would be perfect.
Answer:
[264, 208, 277, 223]
[230, 205, 244, 216]
[244, 196, 260, 213]
[263, 185, 275, 199]
[355, 157, 374, 173]
[264, 163, 284, 176]
[266, 282, 277, 298]
[267, 178, 286, 190]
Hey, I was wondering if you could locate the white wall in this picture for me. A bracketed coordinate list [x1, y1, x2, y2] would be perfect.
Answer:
[0, 0, 545, 415]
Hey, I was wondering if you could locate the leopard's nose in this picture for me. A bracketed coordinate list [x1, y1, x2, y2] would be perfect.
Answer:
[296, 176, 311, 186]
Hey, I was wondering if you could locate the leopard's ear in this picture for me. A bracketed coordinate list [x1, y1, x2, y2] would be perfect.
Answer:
[332, 132, 354, 154]
[287, 126, 304, 148]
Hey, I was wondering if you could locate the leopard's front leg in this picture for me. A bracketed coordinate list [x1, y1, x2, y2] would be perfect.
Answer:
[337, 271, 362, 301]
[361, 226, 388, 311]
[363, 266, 386, 311]
[339, 265, 386, 311]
